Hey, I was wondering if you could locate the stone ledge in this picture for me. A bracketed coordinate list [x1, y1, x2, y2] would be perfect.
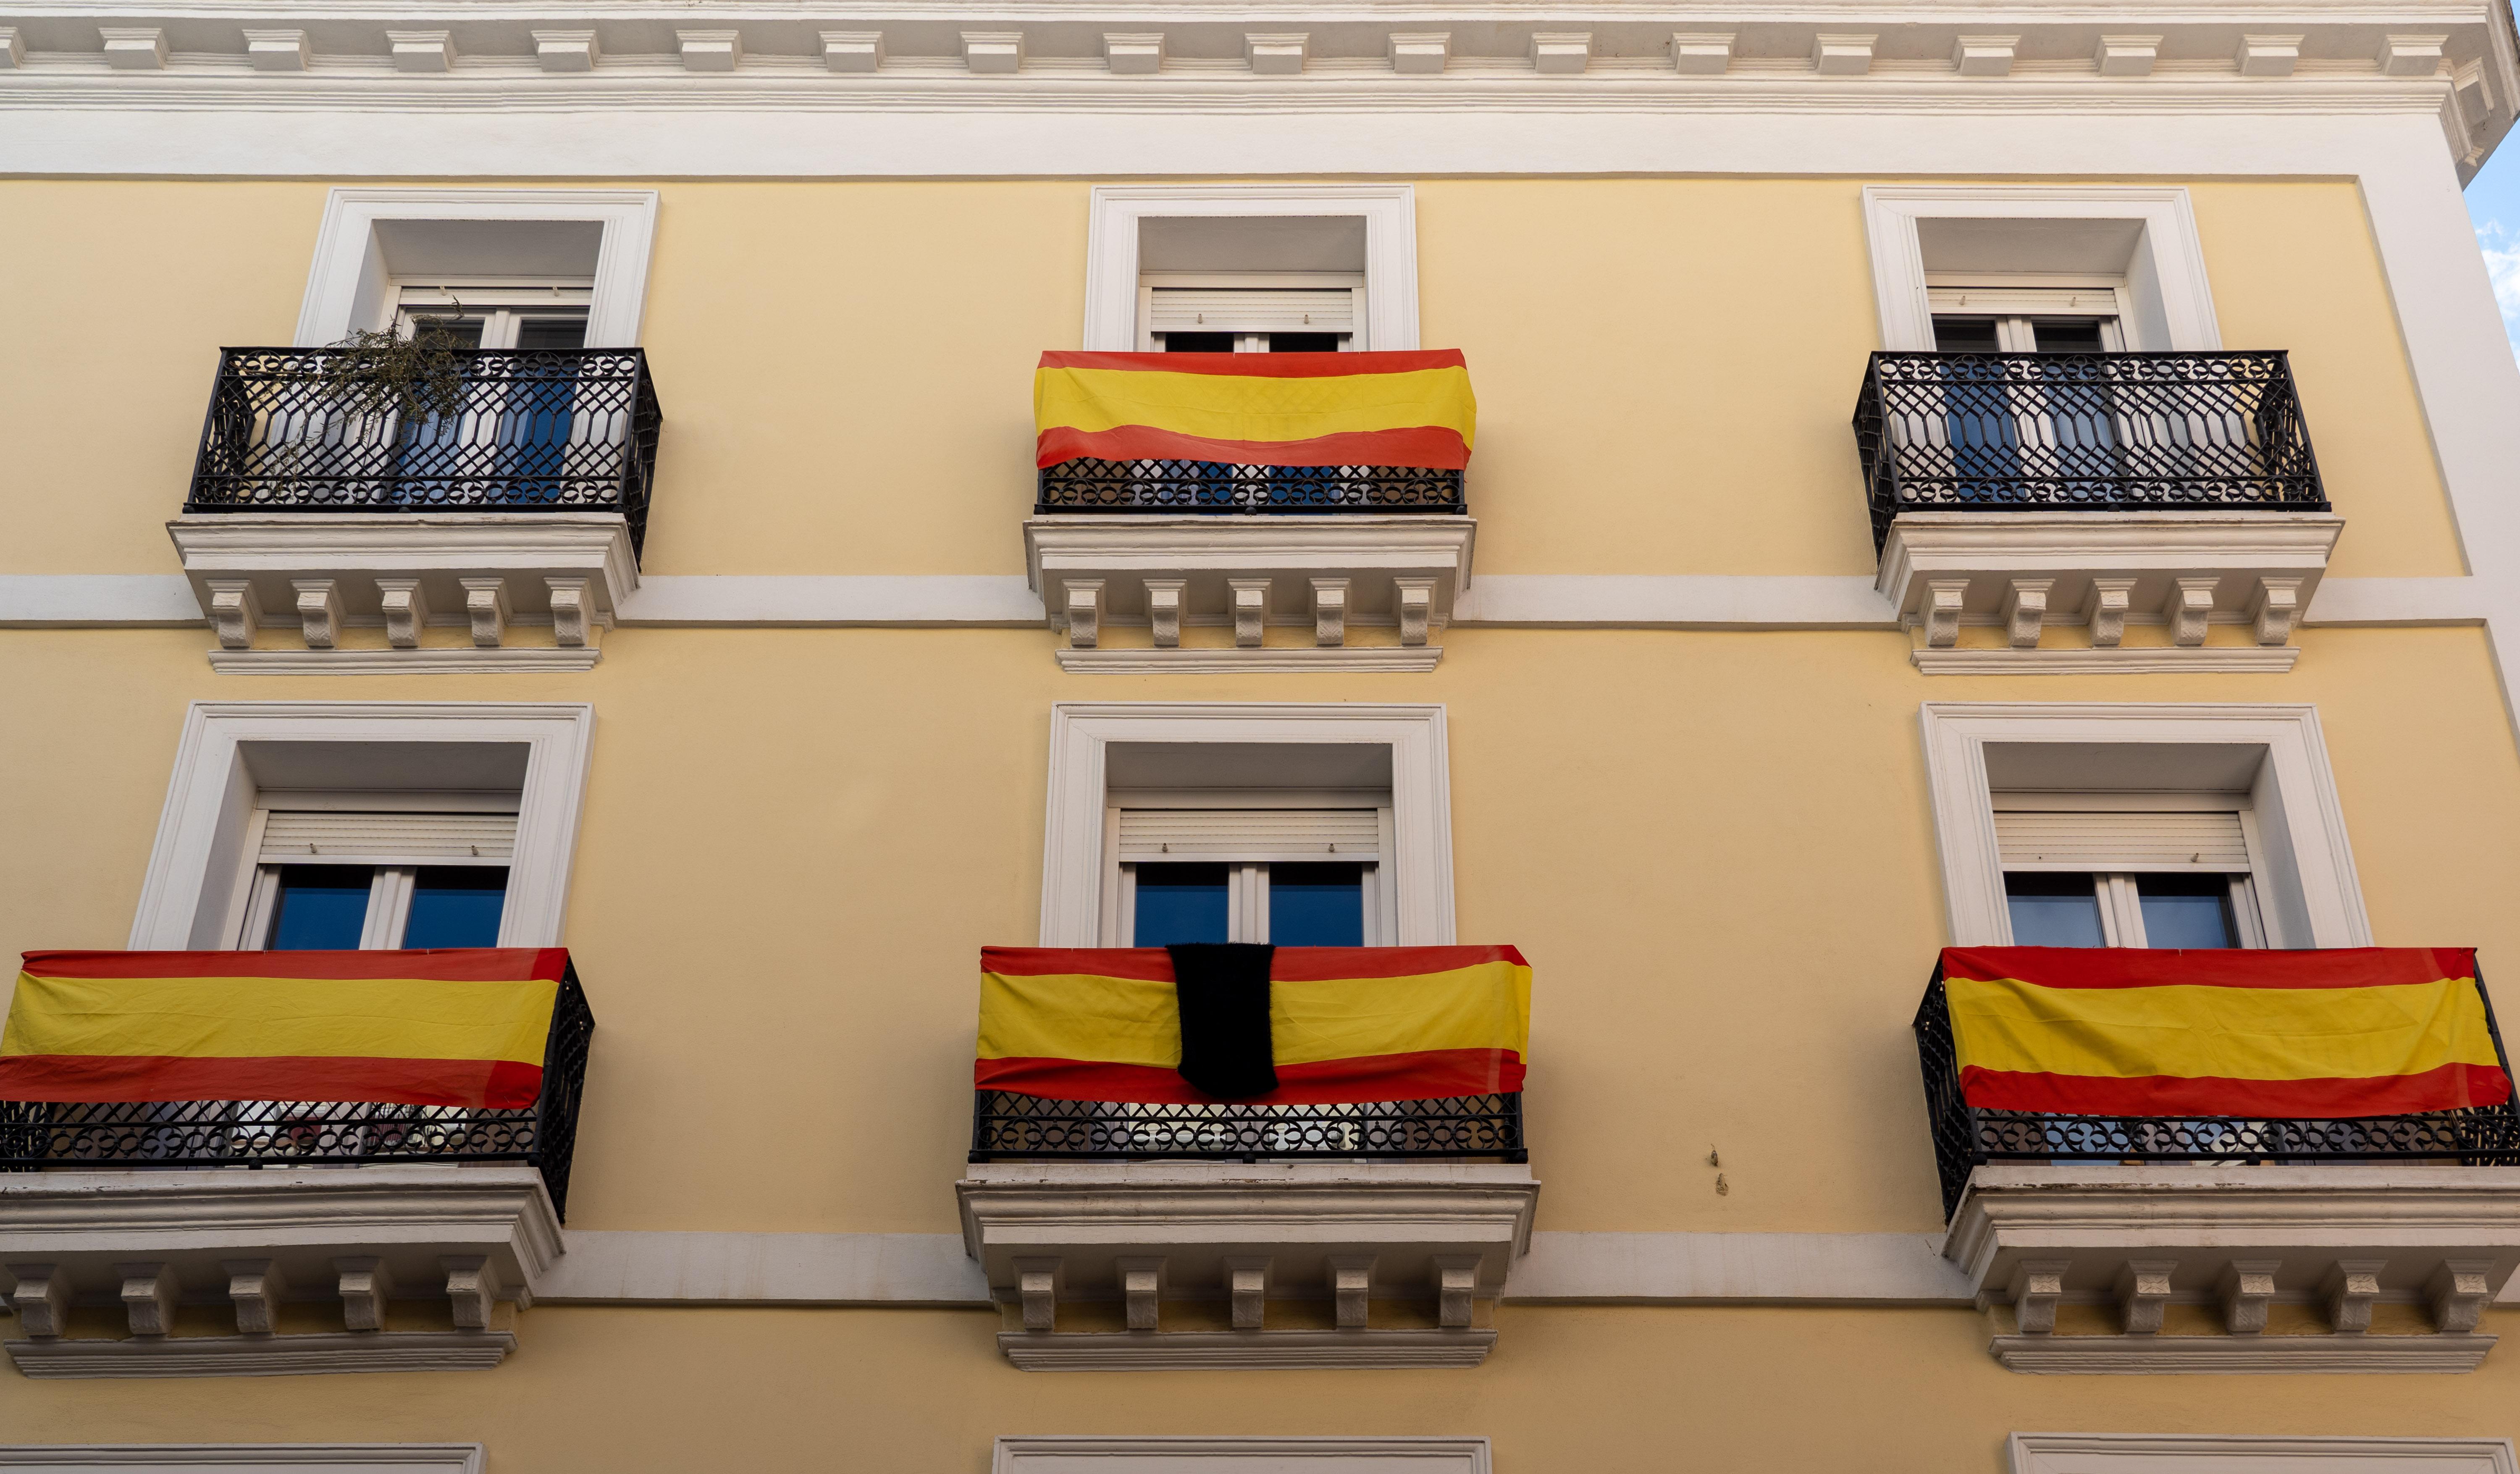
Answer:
[1988, 1331, 2496, 1374]
[5, 1330, 516, 1379]
[1909, 646, 2300, 674]
[997, 1327, 1496, 1371]
[1054, 647, 1440, 673]
[207, 647, 603, 674]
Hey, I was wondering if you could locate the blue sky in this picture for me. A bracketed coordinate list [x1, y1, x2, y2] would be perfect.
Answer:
[2471, 145, 2520, 364]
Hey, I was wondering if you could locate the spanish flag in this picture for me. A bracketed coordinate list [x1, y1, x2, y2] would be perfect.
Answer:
[1942, 946, 2510, 1118]
[1033, 351, 1477, 470]
[0, 949, 567, 1109]
[978, 946, 1530, 1105]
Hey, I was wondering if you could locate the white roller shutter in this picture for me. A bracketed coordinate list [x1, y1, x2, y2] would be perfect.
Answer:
[1119, 808, 1379, 863]
[1996, 810, 2249, 872]
[1147, 288, 1357, 337]
[259, 811, 517, 866]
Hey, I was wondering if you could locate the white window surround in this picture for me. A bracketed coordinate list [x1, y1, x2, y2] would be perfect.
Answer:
[995, 1437, 1488, 1474]
[1040, 703, 1453, 947]
[1082, 185, 1419, 353]
[0, 1449, 483, 1473]
[129, 702, 596, 949]
[2009, 1434, 2518, 1474]
[1919, 703, 2370, 949]
[1862, 186, 2221, 353]
[294, 188, 658, 348]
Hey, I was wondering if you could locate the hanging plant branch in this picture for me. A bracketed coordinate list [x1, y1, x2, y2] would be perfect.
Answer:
[317, 300, 473, 422]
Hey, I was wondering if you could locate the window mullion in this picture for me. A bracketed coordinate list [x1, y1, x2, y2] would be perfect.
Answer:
[361, 867, 417, 950]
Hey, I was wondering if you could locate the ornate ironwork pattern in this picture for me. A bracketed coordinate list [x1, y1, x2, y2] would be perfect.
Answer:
[1911, 968, 2520, 1222]
[1851, 351, 2328, 553]
[970, 1090, 1524, 1162]
[0, 965, 597, 1221]
[185, 348, 664, 558]
[1037, 459, 1466, 514]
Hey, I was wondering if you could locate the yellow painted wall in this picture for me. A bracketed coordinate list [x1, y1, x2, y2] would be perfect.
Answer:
[0, 177, 2465, 579]
[3, 623, 2514, 1237]
[7, 1302, 2520, 1471]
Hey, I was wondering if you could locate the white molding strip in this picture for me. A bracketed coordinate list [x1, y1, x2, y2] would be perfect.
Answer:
[4, 1332, 515, 1379]
[1054, 648, 1442, 673]
[1910, 648, 2303, 675]
[541, 1230, 990, 1304]
[0, 1448, 485, 1472]
[1083, 184, 1418, 352]
[2010, 1434, 2520, 1473]
[997, 1437, 1491, 1473]
[206, 649, 602, 674]
[998, 1328, 1495, 1371]
[1504, 1230, 1970, 1303]
[295, 187, 659, 347]
[1989, 1333, 2497, 1375]
[0, 574, 2493, 632]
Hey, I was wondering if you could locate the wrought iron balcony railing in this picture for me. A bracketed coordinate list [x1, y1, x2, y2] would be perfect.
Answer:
[184, 347, 664, 559]
[0, 961, 596, 1220]
[1913, 965, 2520, 1224]
[1036, 459, 1466, 515]
[1852, 350, 2328, 554]
[971, 1090, 1523, 1162]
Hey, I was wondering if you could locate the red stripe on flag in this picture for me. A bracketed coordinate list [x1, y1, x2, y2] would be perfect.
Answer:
[1035, 424, 1470, 470]
[0, 1054, 546, 1109]
[1939, 946, 2478, 991]
[19, 949, 569, 983]
[1038, 350, 1468, 378]
[981, 946, 1529, 982]
[975, 1048, 1525, 1104]
[1958, 1060, 2513, 1118]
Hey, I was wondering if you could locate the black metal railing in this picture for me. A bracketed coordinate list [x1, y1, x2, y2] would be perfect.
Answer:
[1913, 965, 2520, 1223]
[185, 347, 664, 559]
[0, 962, 597, 1221]
[1852, 351, 2327, 553]
[1037, 459, 1465, 514]
[971, 1090, 1523, 1162]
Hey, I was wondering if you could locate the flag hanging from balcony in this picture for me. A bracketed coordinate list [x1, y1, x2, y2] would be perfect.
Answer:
[1940, 946, 2510, 1117]
[1033, 350, 1478, 469]
[0, 949, 566, 1109]
[976, 945, 1530, 1104]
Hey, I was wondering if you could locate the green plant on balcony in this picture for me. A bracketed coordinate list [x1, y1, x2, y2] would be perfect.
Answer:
[316, 300, 473, 423]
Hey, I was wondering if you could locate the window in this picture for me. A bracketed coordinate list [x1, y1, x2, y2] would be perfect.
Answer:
[1082, 186, 1419, 352]
[1113, 803, 1391, 944]
[396, 284, 592, 350]
[1040, 704, 1454, 947]
[1918, 704, 2373, 949]
[236, 801, 518, 949]
[294, 188, 658, 347]
[1928, 281, 2129, 353]
[131, 703, 595, 950]
[1994, 795, 2268, 948]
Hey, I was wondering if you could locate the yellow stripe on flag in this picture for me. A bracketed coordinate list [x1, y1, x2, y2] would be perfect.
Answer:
[978, 961, 1530, 1067]
[1034, 366, 1477, 446]
[2, 973, 557, 1065]
[1946, 974, 2500, 1083]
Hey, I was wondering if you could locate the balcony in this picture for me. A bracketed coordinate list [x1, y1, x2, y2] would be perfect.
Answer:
[1852, 351, 2342, 672]
[0, 948, 593, 1378]
[1916, 946, 2520, 1373]
[166, 346, 662, 670]
[1024, 351, 1478, 672]
[956, 945, 1538, 1369]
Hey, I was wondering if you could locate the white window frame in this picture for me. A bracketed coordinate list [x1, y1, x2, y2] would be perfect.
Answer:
[2008, 1433, 2518, 1474]
[294, 187, 658, 348]
[0, 1449, 484, 1474]
[1082, 185, 1419, 353]
[395, 283, 595, 349]
[1112, 792, 1394, 945]
[995, 1437, 1489, 1474]
[1863, 186, 2222, 353]
[1992, 792, 2270, 948]
[1920, 703, 2371, 949]
[1927, 278, 2133, 353]
[1041, 703, 1453, 947]
[129, 702, 596, 950]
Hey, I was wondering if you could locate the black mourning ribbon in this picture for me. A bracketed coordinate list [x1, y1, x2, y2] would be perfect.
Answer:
[1167, 942, 1278, 1099]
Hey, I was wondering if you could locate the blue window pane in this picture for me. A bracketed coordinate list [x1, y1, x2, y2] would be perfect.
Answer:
[1268, 863, 1365, 946]
[267, 866, 373, 950]
[2005, 873, 2105, 947]
[1134, 864, 1229, 946]
[2137, 876, 2236, 949]
[402, 867, 509, 948]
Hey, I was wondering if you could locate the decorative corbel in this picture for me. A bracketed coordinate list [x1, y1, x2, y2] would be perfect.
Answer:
[1921, 579, 1968, 649]
[336, 1256, 396, 1332]
[2086, 578, 2135, 648]
[2429, 1259, 2494, 1333]
[292, 578, 343, 649]
[224, 1259, 288, 1336]
[1142, 579, 1184, 649]
[118, 1262, 178, 1338]
[1432, 1255, 1481, 1330]
[443, 1256, 506, 1331]
[460, 577, 510, 648]
[2324, 1259, 2386, 1334]
[1329, 1254, 1376, 1330]
[1225, 1256, 1271, 1331]
[546, 577, 595, 648]
[1393, 578, 1435, 648]
[2220, 1259, 2279, 1335]
[1228, 579, 1270, 648]
[2006, 1259, 2069, 1336]
[2164, 577, 2216, 648]
[1116, 1256, 1166, 1332]
[376, 578, 430, 649]
[2001, 578, 2052, 650]
[1013, 1256, 1061, 1334]
[7, 1264, 71, 1339]
[2252, 576, 2305, 647]
[2116, 1259, 2176, 1336]
[1311, 578, 1350, 647]
[205, 580, 262, 650]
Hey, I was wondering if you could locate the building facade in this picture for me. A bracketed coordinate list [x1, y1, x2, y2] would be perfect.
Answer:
[6, 1, 2520, 1469]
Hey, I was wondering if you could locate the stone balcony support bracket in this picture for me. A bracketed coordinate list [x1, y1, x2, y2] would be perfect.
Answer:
[1945, 1165, 2520, 1373]
[0, 1167, 562, 1379]
[957, 1162, 1538, 1370]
